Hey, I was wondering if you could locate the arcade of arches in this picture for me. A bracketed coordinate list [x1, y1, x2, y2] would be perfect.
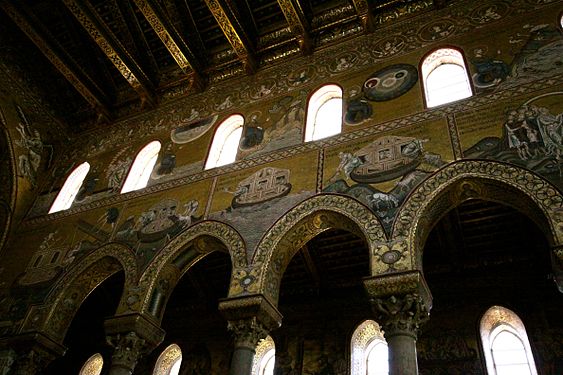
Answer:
[1, 0, 563, 374]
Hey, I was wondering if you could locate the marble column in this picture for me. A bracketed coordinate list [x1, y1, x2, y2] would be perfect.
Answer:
[219, 294, 282, 375]
[105, 314, 165, 375]
[0, 332, 65, 375]
[364, 271, 432, 375]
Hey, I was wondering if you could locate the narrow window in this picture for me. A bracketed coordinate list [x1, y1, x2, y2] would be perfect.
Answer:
[351, 320, 389, 375]
[153, 344, 182, 375]
[305, 84, 343, 142]
[205, 114, 244, 170]
[121, 141, 161, 193]
[421, 48, 472, 107]
[49, 162, 90, 213]
[480, 306, 537, 375]
[252, 336, 275, 375]
[79, 353, 103, 375]
[33, 255, 43, 268]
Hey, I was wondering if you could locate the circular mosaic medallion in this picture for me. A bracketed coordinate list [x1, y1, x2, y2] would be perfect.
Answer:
[363, 64, 418, 101]
[381, 250, 401, 264]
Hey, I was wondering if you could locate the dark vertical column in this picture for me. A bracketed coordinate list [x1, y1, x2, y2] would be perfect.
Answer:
[364, 271, 432, 375]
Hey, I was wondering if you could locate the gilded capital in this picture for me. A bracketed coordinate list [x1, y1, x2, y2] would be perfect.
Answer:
[363, 271, 432, 337]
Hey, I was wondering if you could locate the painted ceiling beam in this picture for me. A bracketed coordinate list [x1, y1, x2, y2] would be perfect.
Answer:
[204, 0, 257, 74]
[351, 0, 373, 33]
[115, 0, 160, 81]
[1, 2, 112, 121]
[61, 0, 156, 107]
[133, 0, 204, 89]
[277, 0, 312, 54]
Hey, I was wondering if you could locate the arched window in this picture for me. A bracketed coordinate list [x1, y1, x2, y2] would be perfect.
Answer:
[421, 48, 472, 108]
[205, 114, 244, 169]
[153, 344, 182, 375]
[121, 140, 161, 193]
[252, 335, 275, 375]
[79, 353, 103, 375]
[49, 161, 90, 213]
[480, 306, 537, 375]
[351, 320, 389, 375]
[305, 84, 343, 142]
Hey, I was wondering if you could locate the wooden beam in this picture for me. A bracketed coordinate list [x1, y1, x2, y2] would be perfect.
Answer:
[351, 0, 373, 33]
[61, 0, 156, 106]
[1, 2, 112, 121]
[300, 245, 321, 289]
[203, 0, 257, 73]
[133, 0, 204, 87]
[277, 0, 312, 54]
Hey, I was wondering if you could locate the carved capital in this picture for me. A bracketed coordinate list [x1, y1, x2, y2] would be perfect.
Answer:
[104, 313, 165, 371]
[106, 332, 147, 371]
[364, 271, 432, 338]
[227, 317, 270, 350]
[219, 294, 282, 349]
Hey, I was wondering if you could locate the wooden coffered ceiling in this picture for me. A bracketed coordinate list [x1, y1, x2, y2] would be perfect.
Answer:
[0, 0, 442, 129]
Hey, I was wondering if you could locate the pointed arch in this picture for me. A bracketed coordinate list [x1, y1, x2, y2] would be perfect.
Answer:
[79, 353, 104, 375]
[205, 114, 244, 169]
[250, 194, 386, 305]
[351, 320, 388, 375]
[252, 335, 276, 375]
[121, 140, 161, 193]
[24, 243, 138, 344]
[137, 220, 246, 320]
[49, 162, 90, 213]
[421, 47, 472, 108]
[305, 84, 343, 142]
[392, 160, 563, 270]
[153, 343, 182, 375]
[480, 306, 538, 375]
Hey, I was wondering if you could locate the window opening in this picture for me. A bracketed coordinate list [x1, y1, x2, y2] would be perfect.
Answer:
[480, 305, 537, 375]
[79, 353, 103, 375]
[121, 140, 161, 193]
[49, 162, 90, 213]
[205, 114, 244, 169]
[153, 344, 182, 375]
[252, 336, 275, 375]
[422, 48, 472, 107]
[305, 84, 343, 142]
[351, 320, 389, 375]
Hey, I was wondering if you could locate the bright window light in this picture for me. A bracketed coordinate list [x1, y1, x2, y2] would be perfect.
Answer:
[79, 353, 103, 375]
[480, 306, 537, 375]
[305, 84, 343, 142]
[259, 349, 275, 375]
[205, 114, 244, 170]
[366, 340, 389, 375]
[351, 320, 388, 375]
[49, 161, 90, 213]
[491, 328, 532, 375]
[252, 336, 275, 375]
[422, 48, 472, 107]
[121, 140, 161, 193]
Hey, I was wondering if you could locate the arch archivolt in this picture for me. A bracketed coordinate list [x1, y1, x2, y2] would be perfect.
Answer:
[392, 160, 563, 270]
[244, 194, 388, 305]
[21, 242, 137, 344]
[136, 220, 246, 318]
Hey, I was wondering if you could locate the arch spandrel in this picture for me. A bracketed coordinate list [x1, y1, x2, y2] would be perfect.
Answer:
[21, 242, 137, 343]
[136, 220, 246, 319]
[392, 160, 563, 270]
[246, 194, 388, 305]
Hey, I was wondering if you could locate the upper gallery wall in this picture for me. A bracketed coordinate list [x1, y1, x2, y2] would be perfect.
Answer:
[0, 0, 562, 335]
